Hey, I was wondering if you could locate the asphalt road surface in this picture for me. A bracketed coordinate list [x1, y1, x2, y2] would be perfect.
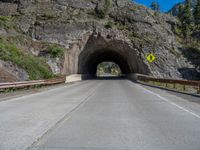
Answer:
[0, 80, 200, 150]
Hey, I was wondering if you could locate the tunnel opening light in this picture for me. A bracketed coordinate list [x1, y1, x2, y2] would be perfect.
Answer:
[96, 62, 122, 77]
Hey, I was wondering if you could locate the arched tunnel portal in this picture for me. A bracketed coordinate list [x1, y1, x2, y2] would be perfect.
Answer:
[76, 35, 149, 77]
[78, 49, 132, 75]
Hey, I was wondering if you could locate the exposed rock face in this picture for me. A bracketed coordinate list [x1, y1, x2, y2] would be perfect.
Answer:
[0, 0, 199, 80]
[0, 60, 29, 82]
[47, 57, 63, 74]
[0, 1, 18, 15]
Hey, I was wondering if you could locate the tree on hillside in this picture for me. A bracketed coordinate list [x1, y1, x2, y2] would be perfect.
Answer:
[177, 4, 184, 19]
[150, 1, 160, 12]
[179, 0, 193, 37]
[194, 0, 200, 29]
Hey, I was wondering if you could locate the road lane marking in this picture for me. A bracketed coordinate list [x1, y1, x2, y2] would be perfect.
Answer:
[27, 115, 72, 150]
[136, 84, 200, 119]
[28, 81, 102, 149]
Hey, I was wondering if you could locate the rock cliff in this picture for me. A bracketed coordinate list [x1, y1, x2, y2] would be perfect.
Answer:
[0, 0, 199, 82]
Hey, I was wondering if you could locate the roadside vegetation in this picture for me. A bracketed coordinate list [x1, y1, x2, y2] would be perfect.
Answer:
[0, 36, 54, 80]
[174, 0, 200, 49]
[0, 16, 13, 29]
[174, 0, 200, 74]
[46, 43, 64, 58]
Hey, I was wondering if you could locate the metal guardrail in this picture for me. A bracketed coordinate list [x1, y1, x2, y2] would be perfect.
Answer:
[136, 74, 200, 94]
[1, 74, 200, 94]
[0, 76, 66, 91]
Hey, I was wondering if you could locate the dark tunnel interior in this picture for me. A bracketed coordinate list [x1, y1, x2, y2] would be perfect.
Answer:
[78, 49, 133, 75]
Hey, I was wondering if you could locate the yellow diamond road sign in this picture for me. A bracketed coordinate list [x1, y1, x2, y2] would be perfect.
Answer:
[147, 54, 156, 63]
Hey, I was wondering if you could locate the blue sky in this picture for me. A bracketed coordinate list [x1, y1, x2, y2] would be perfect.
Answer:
[134, 0, 185, 12]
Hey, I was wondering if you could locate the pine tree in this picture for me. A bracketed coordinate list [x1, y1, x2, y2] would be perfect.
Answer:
[151, 2, 160, 12]
[194, 0, 200, 29]
[177, 4, 184, 19]
[179, 0, 193, 37]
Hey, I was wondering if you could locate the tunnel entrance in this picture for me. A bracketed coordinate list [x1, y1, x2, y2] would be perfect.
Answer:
[73, 35, 149, 78]
[78, 49, 132, 75]
[96, 62, 122, 77]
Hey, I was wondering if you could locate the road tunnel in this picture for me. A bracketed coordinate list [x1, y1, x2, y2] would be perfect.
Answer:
[64, 34, 149, 77]
[77, 34, 149, 77]
[78, 49, 132, 75]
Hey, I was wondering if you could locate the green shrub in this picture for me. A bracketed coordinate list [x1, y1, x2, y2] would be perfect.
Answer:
[0, 37, 54, 80]
[0, 16, 13, 29]
[97, 0, 112, 18]
[0, 16, 11, 22]
[115, 23, 129, 31]
[47, 44, 64, 58]
[104, 0, 112, 14]
[105, 21, 114, 29]
[174, 27, 182, 35]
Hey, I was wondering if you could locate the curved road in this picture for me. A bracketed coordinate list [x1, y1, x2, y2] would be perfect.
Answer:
[0, 80, 200, 150]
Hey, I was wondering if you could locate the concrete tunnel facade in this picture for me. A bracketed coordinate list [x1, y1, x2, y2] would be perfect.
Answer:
[63, 34, 150, 77]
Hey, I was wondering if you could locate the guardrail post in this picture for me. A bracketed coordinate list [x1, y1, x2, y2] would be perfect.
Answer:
[173, 83, 176, 89]
[198, 85, 200, 94]
[165, 83, 167, 88]
[183, 85, 186, 91]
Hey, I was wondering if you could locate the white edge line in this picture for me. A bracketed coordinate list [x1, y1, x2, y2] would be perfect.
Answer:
[135, 84, 200, 119]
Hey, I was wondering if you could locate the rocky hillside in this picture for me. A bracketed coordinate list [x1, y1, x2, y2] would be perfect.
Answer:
[0, 0, 199, 82]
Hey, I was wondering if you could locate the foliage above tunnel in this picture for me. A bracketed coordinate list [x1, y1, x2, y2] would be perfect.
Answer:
[95, 0, 113, 18]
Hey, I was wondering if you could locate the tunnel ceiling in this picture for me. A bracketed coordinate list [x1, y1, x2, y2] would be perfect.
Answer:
[78, 35, 149, 75]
